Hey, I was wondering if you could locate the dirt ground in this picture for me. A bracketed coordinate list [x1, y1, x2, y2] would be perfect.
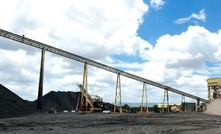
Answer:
[1, 112, 221, 134]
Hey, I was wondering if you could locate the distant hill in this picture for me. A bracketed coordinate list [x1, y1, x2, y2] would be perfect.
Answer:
[0, 84, 36, 118]
[32, 91, 80, 112]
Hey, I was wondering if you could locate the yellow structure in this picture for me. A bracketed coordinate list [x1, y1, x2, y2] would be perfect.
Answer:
[207, 78, 221, 102]
[157, 104, 181, 112]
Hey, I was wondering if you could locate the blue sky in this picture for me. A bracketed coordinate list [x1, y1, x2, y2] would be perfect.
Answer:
[139, 0, 221, 44]
[112, 0, 221, 68]
[0, 0, 221, 104]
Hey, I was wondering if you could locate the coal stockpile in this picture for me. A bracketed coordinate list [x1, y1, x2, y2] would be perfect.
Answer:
[32, 91, 80, 112]
[0, 83, 80, 118]
[0, 84, 36, 118]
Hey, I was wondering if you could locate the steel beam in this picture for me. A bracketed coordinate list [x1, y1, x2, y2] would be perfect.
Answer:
[114, 73, 122, 113]
[162, 89, 169, 112]
[80, 63, 89, 111]
[181, 95, 186, 111]
[141, 82, 148, 112]
[0, 29, 208, 103]
[37, 48, 45, 110]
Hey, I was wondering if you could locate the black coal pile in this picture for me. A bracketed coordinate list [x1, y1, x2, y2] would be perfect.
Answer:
[0, 83, 81, 118]
[0, 84, 36, 118]
[33, 91, 80, 112]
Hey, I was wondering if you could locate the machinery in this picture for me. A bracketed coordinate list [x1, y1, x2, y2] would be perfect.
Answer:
[171, 105, 180, 112]
[207, 78, 221, 102]
[77, 84, 103, 112]
[48, 108, 57, 113]
[90, 95, 104, 112]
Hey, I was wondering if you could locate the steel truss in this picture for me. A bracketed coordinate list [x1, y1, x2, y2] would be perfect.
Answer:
[0, 29, 208, 103]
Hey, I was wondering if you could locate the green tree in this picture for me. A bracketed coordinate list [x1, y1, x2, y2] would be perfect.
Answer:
[122, 104, 130, 110]
[153, 105, 159, 112]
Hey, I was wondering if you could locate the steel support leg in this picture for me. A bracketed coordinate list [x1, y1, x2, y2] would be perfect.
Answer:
[37, 48, 45, 110]
[80, 63, 88, 111]
[162, 89, 169, 112]
[208, 86, 211, 102]
[181, 95, 186, 111]
[141, 82, 148, 113]
[196, 99, 200, 112]
[114, 73, 122, 113]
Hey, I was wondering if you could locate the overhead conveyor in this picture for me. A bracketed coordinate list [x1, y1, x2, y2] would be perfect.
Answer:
[0, 29, 208, 103]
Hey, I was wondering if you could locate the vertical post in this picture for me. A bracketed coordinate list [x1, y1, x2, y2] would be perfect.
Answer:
[166, 90, 169, 112]
[208, 86, 211, 102]
[162, 89, 169, 112]
[196, 99, 200, 112]
[181, 95, 186, 111]
[141, 82, 148, 113]
[114, 73, 122, 113]
[37, 48, 45, 110]
[80, 63, 88, 111]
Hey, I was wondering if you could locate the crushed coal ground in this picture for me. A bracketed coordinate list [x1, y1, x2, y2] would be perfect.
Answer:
[0, 84, 80, 118]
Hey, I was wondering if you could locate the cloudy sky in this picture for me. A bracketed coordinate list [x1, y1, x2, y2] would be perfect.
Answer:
[0, 0, 221, 104]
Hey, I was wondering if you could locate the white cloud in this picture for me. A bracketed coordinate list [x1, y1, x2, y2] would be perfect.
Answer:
[174, 9, 206, 24]
[150, 0, 165, 10]
[0, 0, 221, 104]
[0, 0, 151, 102]
[141, 26, 221, 100]
[0, 0, 150, 58]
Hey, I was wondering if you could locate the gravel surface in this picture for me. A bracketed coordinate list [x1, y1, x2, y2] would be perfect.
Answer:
[1, 112, 221, 134]
[2, 84, 221, 133]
